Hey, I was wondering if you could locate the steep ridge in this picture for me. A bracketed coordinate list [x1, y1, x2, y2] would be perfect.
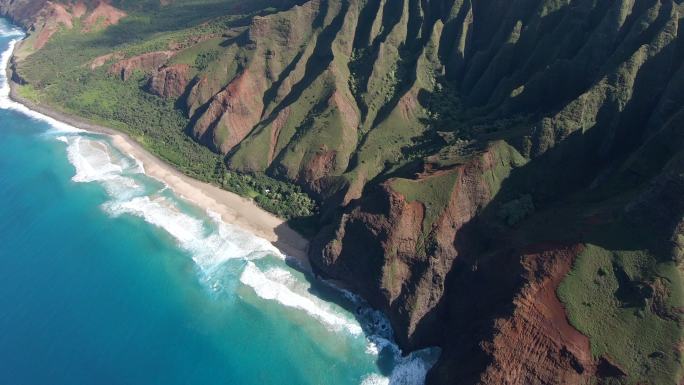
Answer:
[2, 0, 683, 384]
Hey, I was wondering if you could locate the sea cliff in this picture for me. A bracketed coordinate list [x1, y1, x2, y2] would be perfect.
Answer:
[2, 1, 682, 384]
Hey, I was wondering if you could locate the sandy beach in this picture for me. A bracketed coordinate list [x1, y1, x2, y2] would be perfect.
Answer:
[7, 72, 310, 268]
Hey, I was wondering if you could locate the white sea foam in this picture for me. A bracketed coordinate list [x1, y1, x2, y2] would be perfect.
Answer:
[57, 127, 279, 275]
[0, 23, 24, 37]
[0, 28, 266, 290]
[63, 135, 144, 200]
[239, 258, 439, 385]
[360, 347, 437, 385]
[0, 29, 276, 274]
[388, 352, 435, 385]
[0, 26, 441, 385]
[240, 262, 363, 335]
[128, 153, 145, 174]
[365, 337, 393, 355]
[66, 136, 125, 182]
[104, 195, 280, 270]
[361, 374, 390, 385]
[0, 36, 82, 133]
[205, 210, 282, 262]
[332, 283, 439, 385]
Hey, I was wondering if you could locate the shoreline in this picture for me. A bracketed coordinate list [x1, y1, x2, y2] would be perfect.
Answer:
[6, 46, 310, 269]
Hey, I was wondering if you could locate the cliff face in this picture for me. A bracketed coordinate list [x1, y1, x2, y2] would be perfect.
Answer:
[310, 1, 684, 383]
[1, 0, 126, 60]
[310, 141, 525, 349]
[3, 0, 683, 384]
[0, 0, 48, 27]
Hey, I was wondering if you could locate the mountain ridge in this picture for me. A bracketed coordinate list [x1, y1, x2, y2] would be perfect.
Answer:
[1, 1, 682, 384]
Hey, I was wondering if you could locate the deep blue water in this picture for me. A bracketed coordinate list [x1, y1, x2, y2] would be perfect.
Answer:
[0, 20, 437, 385]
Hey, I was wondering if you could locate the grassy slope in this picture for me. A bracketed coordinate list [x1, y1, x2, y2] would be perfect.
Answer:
[558, 243, 683, 385]
[390, 171, 459, 232]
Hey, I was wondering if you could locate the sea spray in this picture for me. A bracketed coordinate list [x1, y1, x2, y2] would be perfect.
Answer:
[239, 261, 363, 335]
[60, 134, 282, 275]
[64, 136, 145, 199]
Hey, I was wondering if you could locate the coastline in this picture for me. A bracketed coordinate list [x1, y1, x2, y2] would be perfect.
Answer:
[0, 19, 445, 385]
[6, 47, 310, 268]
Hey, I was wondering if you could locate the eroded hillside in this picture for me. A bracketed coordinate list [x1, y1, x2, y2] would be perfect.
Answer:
[2, 0, 683, 384]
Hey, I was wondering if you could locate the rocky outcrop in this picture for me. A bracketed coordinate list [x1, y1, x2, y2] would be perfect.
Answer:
[421, 244, 597, 385]
[191, 69, 268, 153]
[301, 1, 684, 383]
[71, 1, 86, 18]
[477, 246, 594, 385]
[188, 0, 326, 156]
[108, 51, 175, 81]
[311, 141, 526, 348]
[31, 1, 72, 50]
[89, 52, 123, 70]
[0, 0, 48, 27]
[147, 64, 190, 98]
[82, 1, 126, 32]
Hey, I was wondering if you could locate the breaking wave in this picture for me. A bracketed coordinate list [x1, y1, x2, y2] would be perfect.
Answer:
[359, 350, 438, 385]
[105, 195, 280, 271]
[239, 261, 440, 385]
[0, 22, 440, 385]
[58, 134, 282, 276]
[56, 107, 439, 385]
[240, 261, 363, 335]
[0, 24, 282, 290]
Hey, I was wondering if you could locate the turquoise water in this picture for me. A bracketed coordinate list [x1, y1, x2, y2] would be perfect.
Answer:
[0, 20, 437, 385]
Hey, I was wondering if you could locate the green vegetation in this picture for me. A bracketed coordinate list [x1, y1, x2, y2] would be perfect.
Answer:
[391, 170, 459, 231]
[390, 170, 459, 258]
[8, 0, 683, 383]
[498, 194, 534, 226]
[193, 49, 221, 71]
[558, 244, 683, 385]
[15, 84, 41, 103]
[166, 37, 225, 74]
[425, 81, 463, 134]
[28, 65, 219, 181]
[15, 0, 316, 227]
[101, 0, 274, 46]
[215, 169, 315, 219]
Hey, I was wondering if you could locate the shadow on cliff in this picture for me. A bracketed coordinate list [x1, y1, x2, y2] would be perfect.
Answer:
[417, 131, 620, 383]
[87, 0, 309, 49]
[419, 38, 684, 382]
[271, 2, 684, 383]
[272, 220, 398, 377]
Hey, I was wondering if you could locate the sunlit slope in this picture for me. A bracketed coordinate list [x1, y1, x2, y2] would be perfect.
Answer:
[2, 0, 683, 384]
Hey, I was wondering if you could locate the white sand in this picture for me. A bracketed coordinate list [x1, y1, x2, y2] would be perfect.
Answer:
[8, 74, 310, 267]
[109, 134, 310, 265]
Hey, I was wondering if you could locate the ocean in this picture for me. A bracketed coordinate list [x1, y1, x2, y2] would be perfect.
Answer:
[0, 19, 438, 385]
